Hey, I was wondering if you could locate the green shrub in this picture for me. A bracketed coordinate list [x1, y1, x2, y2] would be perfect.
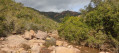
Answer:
[86, 30, 108, 47]
[80, 0, 119, 49]
[58, 16, 89, 44]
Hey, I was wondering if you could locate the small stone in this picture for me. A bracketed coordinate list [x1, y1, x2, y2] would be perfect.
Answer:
[31, 43, 41, 53]
[23, 30, 32, 40]
[29, 30, 36, 38]
[36, 30, 47, 40]
[48, 30, 59, 39]
[56, 40, 63, 46]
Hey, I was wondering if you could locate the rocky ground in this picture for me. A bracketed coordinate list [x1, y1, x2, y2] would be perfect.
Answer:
[0, 30, 110, 53]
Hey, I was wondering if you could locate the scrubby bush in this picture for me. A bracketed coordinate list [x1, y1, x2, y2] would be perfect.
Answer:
[58, 0, 119, 51]
[83, 0, 119, 45]
[0, 0, 58, 36]
[21, 44, 31, 51]
[58, 16, 89, 44]
[44, 37, 56, 47]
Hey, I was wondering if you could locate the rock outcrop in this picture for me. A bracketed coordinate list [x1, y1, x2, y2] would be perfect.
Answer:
[0, 30, 81, 53]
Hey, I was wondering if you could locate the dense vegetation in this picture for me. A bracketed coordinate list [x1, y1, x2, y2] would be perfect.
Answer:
[0, 0, 58, 36]
[58, 0, 119, 52]
[58, 16, 89, 44]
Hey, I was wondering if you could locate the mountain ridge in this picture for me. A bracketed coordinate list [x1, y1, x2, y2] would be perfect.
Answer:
[27, 7, 81, 22]
[40, 10, 81, 22]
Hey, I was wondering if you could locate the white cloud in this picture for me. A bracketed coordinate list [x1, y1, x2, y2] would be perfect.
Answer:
[15, 0, 91, 12]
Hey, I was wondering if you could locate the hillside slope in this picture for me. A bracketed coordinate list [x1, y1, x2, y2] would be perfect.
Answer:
[40, 10, 80, 22]
[0, 0, 58, 36]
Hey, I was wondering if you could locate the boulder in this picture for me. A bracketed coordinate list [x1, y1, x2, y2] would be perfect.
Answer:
[0, 50, 7, 53]
[28, 39, 45, 44]
[23, 30, 32, 40]
[50, 50, 55, 53]
[0, 47, 16, 53]
[28, 39, 45, 47]
[17, 48, 27, 53]
[56, 40, 63, 46]
[36, 30, 47, 39]
[62, 41, 68, 47]
[49, 30, 59, 39]
[67, 45, 73, 48]
[48, 46, 55, 50]
[49, 34, 59, 39]
[6, 35, 27, 48]
[0, 37, 5, 41]
[31, 43, 41, 53]
[56, 40, 68, 47]
[29, 30, 36, 38]
[74, 48, 80, 53]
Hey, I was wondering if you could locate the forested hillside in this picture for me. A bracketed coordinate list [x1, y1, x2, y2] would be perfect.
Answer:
[0, 0, 58, 37]
[40, 10, 80, 22]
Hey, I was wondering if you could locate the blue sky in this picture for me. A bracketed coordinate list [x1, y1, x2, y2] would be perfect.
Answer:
[15, 0, 91, 12]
